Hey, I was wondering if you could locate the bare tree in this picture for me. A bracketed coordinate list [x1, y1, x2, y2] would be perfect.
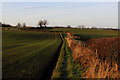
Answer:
[38, 20, 43, 27]
[17, 23, 21, 27]
[43, 20, 48, 27]
[22, 23, 26, 27]
[77, 25, 85, 29]
[67, 25, 71, 28]
[91, 26, 97, 29]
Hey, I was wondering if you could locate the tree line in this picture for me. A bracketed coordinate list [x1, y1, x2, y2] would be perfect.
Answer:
[16, 20, 48, 28]
[0, 19, 49, 28]
[0, 20, 97, 29]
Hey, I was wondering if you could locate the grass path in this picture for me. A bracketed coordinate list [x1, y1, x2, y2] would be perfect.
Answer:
[51, 34, 75, 79]
[51, 33, 86, 79]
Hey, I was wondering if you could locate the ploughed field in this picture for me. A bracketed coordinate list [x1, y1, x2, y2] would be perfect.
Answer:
[2, 30, 62, 79]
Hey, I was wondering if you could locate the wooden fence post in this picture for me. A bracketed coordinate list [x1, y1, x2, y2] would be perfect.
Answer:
[96, 49, 97, 55]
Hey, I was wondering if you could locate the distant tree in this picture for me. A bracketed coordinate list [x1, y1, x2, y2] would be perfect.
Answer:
[17, 23, 21, 27]
[43, 20, 48, 27]
[91, 26, 97, 29]
[22, 23, 26, 27]
[77, 25, 85, 29]
[38, 20, 43, 27]
[82, 25, 85, 28]
[2, 22, 12, 27]
[77, 25, 81, 28]
[0, 22, 2, 27]
[67, 25, 71, 28]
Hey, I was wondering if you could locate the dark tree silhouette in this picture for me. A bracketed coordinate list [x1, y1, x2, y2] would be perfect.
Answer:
[17, 23, 21, 27]
[67, 25, 71, 28]
[43, 20, 48, 27]
[0, 22, 2, 27]
[77, 25, 85, 29]
[1, 22, 12, 27]
[22, 23, 26, 27]
[38, 20, 43, 27]
[91, 26, 97, 29]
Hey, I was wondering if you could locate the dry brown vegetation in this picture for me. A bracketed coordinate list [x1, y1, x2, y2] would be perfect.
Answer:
[65, 32, 120, 78]
[86, 37, 120, 59]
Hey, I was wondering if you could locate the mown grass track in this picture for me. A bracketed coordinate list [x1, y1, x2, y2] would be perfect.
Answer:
[2, 30, 62, 79]
[51, 34, 76, 79]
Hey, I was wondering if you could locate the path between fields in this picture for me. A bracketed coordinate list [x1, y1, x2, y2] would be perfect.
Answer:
[52, 32, 96, 78]
[51, 33, 76, 79]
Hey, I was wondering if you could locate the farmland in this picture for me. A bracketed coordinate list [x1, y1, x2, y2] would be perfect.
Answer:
[2, 27, 120, 79]
[51, 28, 118, 42]
[50, 28, 118, 36]
[2, 1, 120, 79]
[50, 28, 120, 78]
[2, 30, 62, 79]
[64, 32, 120, 78]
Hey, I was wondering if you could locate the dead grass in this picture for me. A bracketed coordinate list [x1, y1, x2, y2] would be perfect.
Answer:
[86, 37, 120, 59]
[65, 32, 120, 78]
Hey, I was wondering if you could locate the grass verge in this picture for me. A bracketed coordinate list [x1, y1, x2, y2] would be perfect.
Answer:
[51, 33, 81, 79]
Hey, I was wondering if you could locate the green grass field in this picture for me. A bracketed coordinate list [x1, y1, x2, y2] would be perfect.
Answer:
[2, 27, 119, 79]
[50, 28, 118, 36]
[50, 28, 118, 42]
[2, 30, 62, 79]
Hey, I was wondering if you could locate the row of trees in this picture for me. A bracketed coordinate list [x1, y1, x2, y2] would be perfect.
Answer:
[0, 22, 12, 27]
[67, 25, 97, 29]
[16, 20, 48, 28]
[66, 25, 85, 28]
[17, 23, 26, 27]
[1, 20, 97, 29]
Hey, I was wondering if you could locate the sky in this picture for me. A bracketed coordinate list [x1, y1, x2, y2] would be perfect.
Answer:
[1, 0, 119, 2]
[2, 2, 118, 28]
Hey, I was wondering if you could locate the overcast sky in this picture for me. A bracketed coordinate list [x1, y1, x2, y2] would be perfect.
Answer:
[2, 2, 118, 28]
